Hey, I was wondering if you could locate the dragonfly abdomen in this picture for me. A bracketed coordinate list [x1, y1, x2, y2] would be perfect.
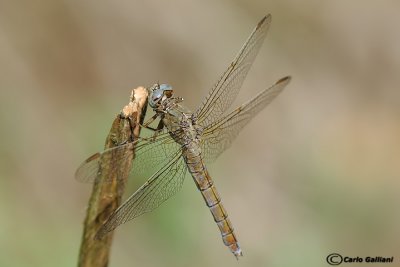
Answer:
[183, 151, 243, 258]
[202, 182, 242, 259]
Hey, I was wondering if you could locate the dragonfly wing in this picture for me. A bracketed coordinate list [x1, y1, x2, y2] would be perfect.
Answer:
[195, 15, 271, 127]
[96, 153, 187, 239]
[75, 130, 181, 183]
[131, 130, 182, 180]
[201, 76, 290, 163]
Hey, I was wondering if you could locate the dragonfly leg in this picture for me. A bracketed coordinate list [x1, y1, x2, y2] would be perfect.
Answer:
[139, 113, 159, 129]
[149, 119, 165, 141]
[137, 113, 165, 142]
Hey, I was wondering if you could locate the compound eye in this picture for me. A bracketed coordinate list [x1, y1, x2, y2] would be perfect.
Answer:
[148, 83, 173, 108]
[152, 91, 162, 102]
[159, 84, 173, 98]
[149, 89, 164, 108]
[159, 84, 172, 91]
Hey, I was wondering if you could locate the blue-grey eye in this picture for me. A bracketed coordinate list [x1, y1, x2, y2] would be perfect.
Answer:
[159, 84, 172, 91]
[149, 89, 162, 108]
[149, 83, 173, 108]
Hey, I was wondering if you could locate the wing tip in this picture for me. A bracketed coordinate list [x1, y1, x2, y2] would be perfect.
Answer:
[257, 14, 272, 29]
[275, 75, 291, 86]
[94, 227, 108, 241]
[74, 152, 101, 183]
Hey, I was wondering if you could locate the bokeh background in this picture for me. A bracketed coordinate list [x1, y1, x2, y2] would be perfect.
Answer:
[1, 1, 399, 266]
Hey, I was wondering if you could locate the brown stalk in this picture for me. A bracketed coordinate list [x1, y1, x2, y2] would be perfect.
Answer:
[78, 87, 148, 267]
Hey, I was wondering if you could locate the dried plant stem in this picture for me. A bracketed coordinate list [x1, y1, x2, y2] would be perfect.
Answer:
[78, 87, 148, 267]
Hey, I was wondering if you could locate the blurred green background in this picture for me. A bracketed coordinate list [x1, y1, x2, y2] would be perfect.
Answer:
[1, 1, 399, 266]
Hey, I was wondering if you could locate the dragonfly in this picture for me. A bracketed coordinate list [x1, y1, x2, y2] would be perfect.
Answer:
[76, 14, 290, 258]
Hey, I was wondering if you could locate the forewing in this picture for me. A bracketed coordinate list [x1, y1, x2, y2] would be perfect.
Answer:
[201, 76, 290, 163]
[195, 15, 271, 127]
[75, 130, 181, 183]
[96, 153, 187, 239]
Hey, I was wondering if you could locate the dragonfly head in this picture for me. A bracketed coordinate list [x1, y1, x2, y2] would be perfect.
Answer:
[148, 83, 173, 108]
